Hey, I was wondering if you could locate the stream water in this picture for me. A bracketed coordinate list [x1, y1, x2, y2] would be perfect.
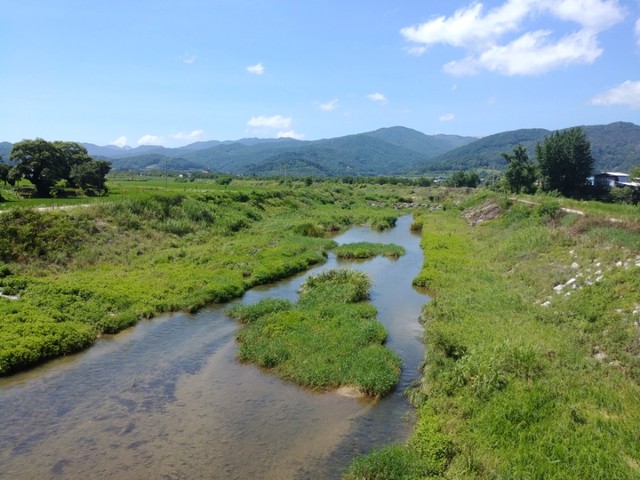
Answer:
[0, 215, 427, 479]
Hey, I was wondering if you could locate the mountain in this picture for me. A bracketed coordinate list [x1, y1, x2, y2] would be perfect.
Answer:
[417, 122, 640, 173]
[581, 122, 640, 172]
[3, 122, 638, 176]
[0, 142, 12, 162]
[415, 128, 550, 172]
[364, 126, 475, 157]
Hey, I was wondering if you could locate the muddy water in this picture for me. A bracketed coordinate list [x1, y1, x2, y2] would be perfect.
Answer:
[0, 215, 427, 479]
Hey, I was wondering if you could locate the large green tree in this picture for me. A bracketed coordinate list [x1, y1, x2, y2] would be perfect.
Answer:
[53, 140, 93, 187]
[535, 127, 593, 196]
[9, 139, 104, 197]
[502, 144, 536, 194]
[69, 160, 111, 193]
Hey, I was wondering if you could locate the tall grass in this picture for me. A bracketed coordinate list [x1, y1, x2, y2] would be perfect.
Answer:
[348, 194, 640, 479]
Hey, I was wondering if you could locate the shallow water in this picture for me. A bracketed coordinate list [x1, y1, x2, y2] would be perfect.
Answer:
[0, 214, 427, 479]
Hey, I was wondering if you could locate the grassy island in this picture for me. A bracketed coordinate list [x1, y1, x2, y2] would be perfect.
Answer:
[334, 242, 405, 259]
[228, 269, 401, 396]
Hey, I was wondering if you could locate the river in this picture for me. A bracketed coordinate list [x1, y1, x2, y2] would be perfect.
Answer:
[0, 214, 427, 479]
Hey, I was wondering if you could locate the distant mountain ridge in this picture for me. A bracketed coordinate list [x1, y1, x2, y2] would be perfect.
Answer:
[2, 122, 638, 175]
[413, 122, 640, 174]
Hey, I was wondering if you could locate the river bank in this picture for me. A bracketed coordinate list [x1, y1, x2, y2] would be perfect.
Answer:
[348, 193, 640, 479]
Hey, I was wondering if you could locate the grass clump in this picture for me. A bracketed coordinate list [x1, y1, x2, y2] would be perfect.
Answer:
[334, 242, 405, 259]
[229, 269, 401, 396]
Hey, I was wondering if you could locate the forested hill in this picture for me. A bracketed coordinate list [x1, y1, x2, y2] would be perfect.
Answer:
[417, 122, 640, 173]
[2, 122, 638, 175]
[83, 127, 476, 177]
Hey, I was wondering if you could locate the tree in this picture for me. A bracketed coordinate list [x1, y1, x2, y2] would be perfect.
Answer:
[536, 128, 593, 197]
[69, 160, 111, 193]
[9, 139, 101, 197]
[630, 165, 640, 181]
[53, 141, 93, 187]
[502, 144, 536, 194]
[445, 170, 480, 188]
[0, 157, 9, 186]
[9, 138, 63, 197]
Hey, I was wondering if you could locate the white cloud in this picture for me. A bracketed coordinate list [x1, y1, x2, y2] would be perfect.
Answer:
[181, 53, 196, 64]
[319, 98, 339, 111]
[277, 130, 305, 140]
[137, 134, 164, 146]
[446, 28, 603, 76]
[439, 113, 456, 121]
[247, 62, 265, 75]
[401, 0, 625, 76]
[247, 115, 291, 129]
[171, 130, 205, 141]
[109, 136, 128, 148]
[367, 92, 388, 103]
[591, 80, 640, 109]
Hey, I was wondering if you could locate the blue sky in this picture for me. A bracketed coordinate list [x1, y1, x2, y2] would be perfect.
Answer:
[2, 0, 639, 147]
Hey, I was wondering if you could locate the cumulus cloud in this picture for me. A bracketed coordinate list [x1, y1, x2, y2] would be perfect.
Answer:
[277, 130, 305, 140]
[247, 62, 265, 75]
[367, 92, 388, 103]
[439, 113, 456, 122]
[247, 115, 291, 129]
[137, 134, 164, 146]
[109, 136, 128, 148]
[319, 98, 339, 111]
[401, 0, 624, 76]
[591, 80, 640, 109]
[171, 130, 205, 141]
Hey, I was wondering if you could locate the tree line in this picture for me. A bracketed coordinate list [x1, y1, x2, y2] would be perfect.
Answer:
[501, 127, 594, 197]
[0, 138, 111, 197]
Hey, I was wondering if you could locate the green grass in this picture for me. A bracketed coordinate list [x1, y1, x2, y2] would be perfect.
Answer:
[227, 269, 401, 396]
[334, 242, 405, 259]
[348, 192, 640, 479]
[0, 180, 422, 375]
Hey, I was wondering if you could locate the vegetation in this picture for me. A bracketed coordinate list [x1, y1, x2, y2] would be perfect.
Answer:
[228, 269, 401, 396]
[501, 144, 537, 194]
[0, 179, 416, 375]
[334, 242, 405, 259]
[8, 139, 110, 197]
[416, 122, 640, 174]
[444, 170, 480, 188]
[349, 191, 640, 479]
[536, 127, 594, 196]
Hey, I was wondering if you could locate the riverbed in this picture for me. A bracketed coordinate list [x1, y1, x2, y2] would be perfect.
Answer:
[0, 214, 427, 479]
